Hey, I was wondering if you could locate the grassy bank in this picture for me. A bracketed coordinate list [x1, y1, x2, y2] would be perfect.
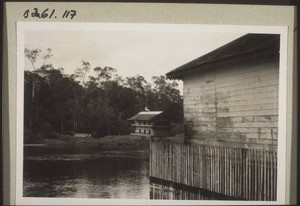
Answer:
[24, 130, 184, 148]
[25, 132, 142, 146]
[24, 132, 184, 161]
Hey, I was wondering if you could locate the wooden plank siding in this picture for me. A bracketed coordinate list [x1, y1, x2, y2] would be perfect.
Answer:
[183, 56, 279, 149]
[150, 142, 277, 200]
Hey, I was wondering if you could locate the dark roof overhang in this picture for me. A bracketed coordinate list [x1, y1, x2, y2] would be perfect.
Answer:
[166, 34, 280, 80]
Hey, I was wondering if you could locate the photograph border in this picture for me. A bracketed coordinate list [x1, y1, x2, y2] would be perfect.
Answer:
[16, 22, 287, 206]
[2, 1, 297, 205]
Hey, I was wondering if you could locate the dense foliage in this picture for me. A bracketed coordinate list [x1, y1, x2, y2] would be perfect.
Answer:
[24, 48, 183, 139]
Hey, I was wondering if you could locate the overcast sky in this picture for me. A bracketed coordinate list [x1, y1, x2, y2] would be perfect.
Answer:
[24, 24, 245, 91]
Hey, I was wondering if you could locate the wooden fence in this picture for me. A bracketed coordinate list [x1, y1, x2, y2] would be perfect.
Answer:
[150, 142, 277, 201]
[150, 177, 235, 200]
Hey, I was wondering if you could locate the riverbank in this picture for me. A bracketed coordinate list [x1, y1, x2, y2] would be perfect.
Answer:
[24, 132, 184, 148]
[24, 149, 150, 161]
[25, 133, 144, 147]
[24, 134, 184, 162]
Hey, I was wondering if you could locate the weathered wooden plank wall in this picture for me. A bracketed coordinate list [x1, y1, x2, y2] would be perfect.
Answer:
[150, 142, 277, 201]
[183, 57, 279, 148]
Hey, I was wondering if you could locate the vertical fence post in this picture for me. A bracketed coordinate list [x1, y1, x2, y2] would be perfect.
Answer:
[149, 142, 277, 201]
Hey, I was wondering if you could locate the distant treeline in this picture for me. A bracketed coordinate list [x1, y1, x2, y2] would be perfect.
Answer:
[24, 48, 183, 139]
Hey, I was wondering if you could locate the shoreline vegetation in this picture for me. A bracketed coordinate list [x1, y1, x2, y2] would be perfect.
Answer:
[24, 133, 184, 161]
[24, 123, 184, 146]
[23, 48, 184, 158]
[24, 133, 183, 148]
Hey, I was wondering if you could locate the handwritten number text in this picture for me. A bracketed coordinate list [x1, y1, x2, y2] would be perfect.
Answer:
[23, 8, 77, 19]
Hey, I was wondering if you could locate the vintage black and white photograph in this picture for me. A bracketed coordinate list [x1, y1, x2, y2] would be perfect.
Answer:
[16, 22, 287, 204]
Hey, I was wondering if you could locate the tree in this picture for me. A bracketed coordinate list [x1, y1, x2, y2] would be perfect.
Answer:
[74, 61, 91, 85]
[125, 75, 152, 111]
[24, 48, 183, 140]
[93, 66, 120, 86]
[149, 75, 183, 122]
[24, 48, 53, 130]
[125, 75, 148, 94]
[25, 48, 41, 70]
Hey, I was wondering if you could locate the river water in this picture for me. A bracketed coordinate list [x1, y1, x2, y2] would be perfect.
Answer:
[23, 145, 150, 199]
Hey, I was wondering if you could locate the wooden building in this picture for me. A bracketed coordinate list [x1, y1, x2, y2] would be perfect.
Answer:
[128, 111, 171, 137]
[167, 34, 280, 150]
[149, 34, 279, 200]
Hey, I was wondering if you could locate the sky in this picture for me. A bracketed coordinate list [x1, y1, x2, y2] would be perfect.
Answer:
[24, 24, 245, 92]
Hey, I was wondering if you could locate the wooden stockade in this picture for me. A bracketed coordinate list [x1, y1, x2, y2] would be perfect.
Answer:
[150, 142, 277, 201]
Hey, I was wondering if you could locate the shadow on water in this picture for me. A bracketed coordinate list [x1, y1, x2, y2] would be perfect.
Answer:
[23, 145, 150, 199]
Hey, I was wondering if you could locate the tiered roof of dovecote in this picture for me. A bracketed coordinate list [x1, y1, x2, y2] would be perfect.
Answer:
[127, 111, 163, 121]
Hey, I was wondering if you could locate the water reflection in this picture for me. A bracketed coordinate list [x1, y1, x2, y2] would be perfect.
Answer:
[24, 146, 150, 199]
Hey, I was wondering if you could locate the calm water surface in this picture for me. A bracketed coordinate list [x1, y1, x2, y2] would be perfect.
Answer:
[23, 146, 150, 199]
